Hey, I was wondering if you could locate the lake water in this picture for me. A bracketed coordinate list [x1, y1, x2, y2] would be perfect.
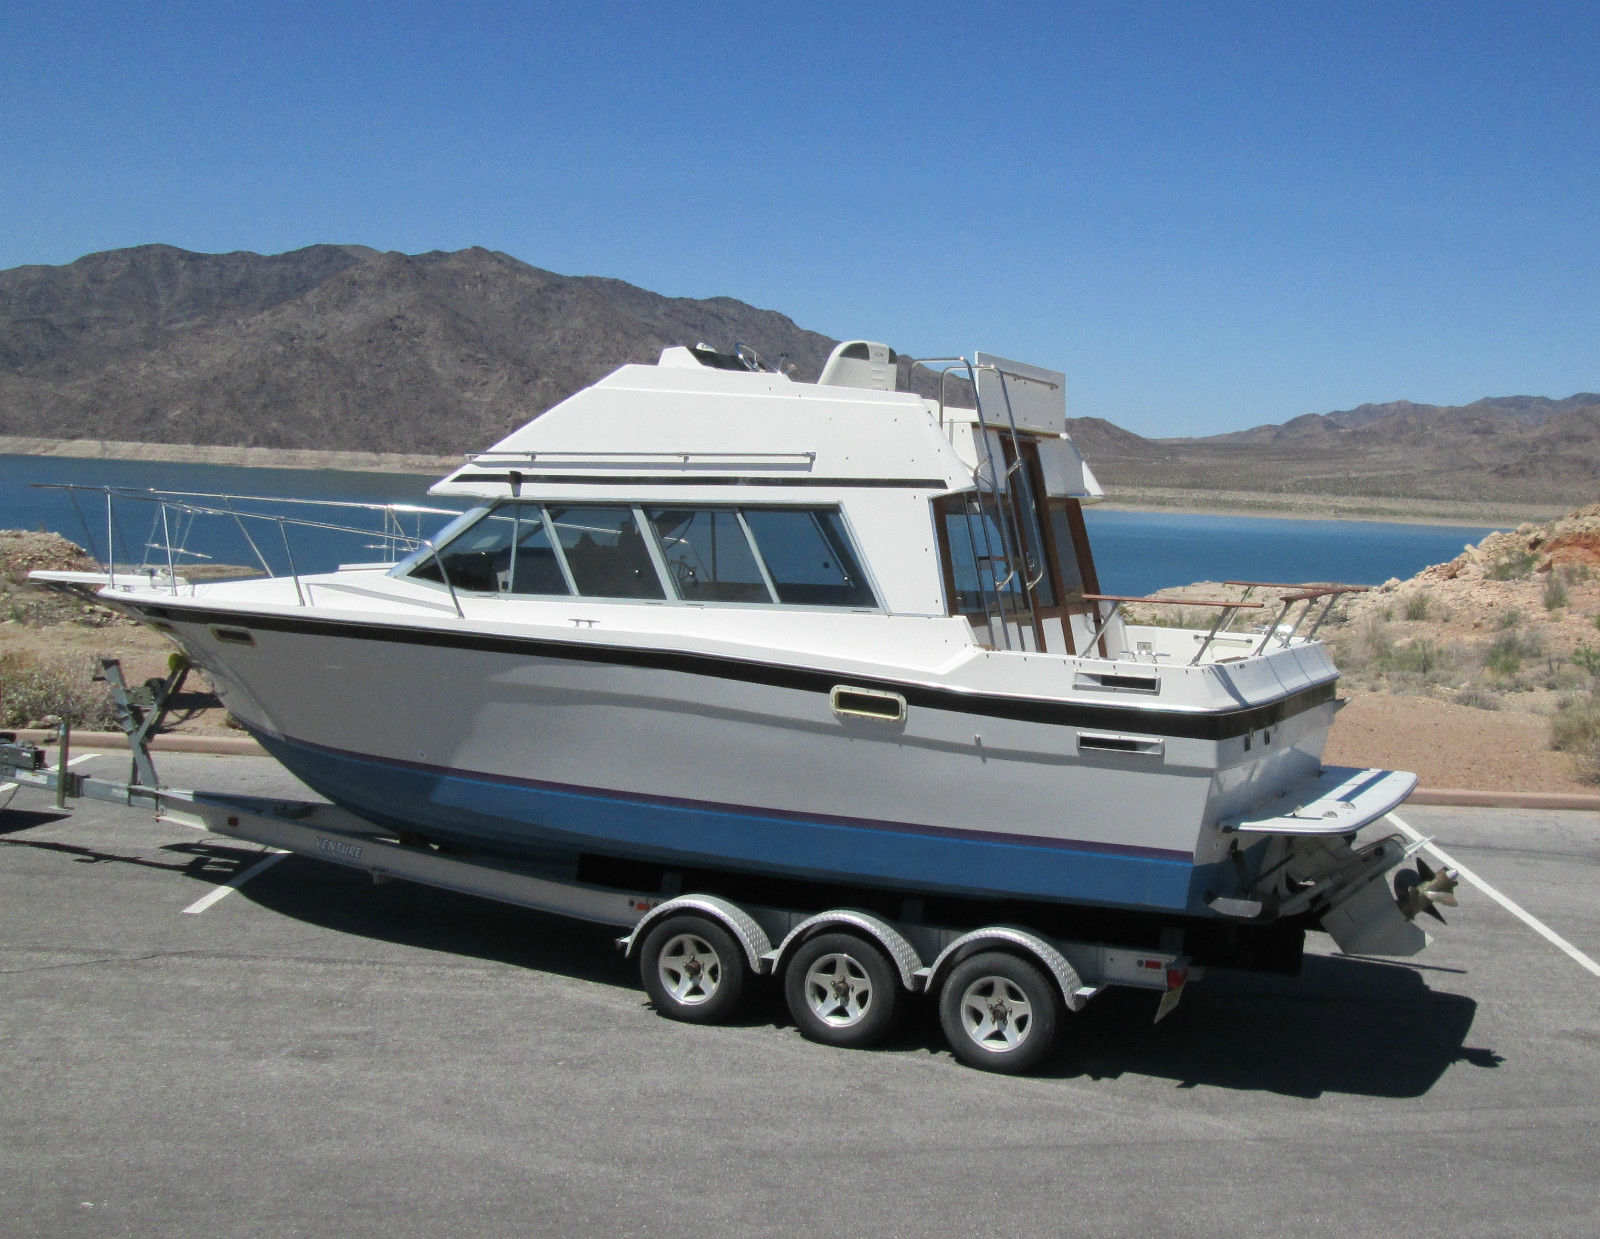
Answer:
[1, 454, 1500, 593]
[1080, 508, 1497, 597]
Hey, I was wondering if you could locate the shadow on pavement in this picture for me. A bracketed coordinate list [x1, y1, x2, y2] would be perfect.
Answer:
[1041, 954, 1490, 1098]
[0, 831, 280, 881]
[229, 850, 635, 986]
[0, 808, 72, 836]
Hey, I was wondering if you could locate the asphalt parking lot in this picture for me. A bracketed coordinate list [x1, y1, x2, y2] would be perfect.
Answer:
[3, 752, 1598, 1238]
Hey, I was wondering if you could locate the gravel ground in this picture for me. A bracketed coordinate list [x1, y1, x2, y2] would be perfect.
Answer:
[1327, 690, 1589, 793]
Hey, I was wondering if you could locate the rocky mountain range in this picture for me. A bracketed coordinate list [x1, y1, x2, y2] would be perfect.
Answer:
[1, 244, 1595, 509]
[0, 244, 835, 454]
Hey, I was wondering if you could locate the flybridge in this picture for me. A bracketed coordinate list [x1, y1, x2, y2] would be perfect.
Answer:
[429, 340, 1098, 499]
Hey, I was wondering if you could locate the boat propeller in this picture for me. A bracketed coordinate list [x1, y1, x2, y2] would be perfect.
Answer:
[1394, 859, 1460, 923]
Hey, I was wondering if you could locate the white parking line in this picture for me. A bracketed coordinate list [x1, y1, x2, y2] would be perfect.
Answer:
[1388, 812, 1600, 979]
[181, 851, 288, 915]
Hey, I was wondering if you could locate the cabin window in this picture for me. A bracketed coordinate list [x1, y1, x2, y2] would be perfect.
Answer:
[405, 500, 877, 610]
[403, 503, 574, 596]
[742, 508, 875, 608]
[933, 460, 1102, 653]
[547, 506, 666, 600]
[647, 508, 773, 603]
[938, 501, 1029, 617]
[406, 505, 520, 593]
[1048, 503, 1089, 600]
[504, 507, 571, 595]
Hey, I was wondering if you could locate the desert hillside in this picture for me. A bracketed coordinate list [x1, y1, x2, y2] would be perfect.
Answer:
[0, 244, 836, 454]
[1, 244, 1596, 517]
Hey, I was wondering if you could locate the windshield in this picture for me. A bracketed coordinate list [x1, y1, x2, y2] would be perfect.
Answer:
[387, 505, 490, 579]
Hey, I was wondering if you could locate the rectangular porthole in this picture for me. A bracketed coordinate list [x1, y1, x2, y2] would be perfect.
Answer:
[830, 685, 906, 723]
[210, 626, 256, 647]
[1073, 672, 1160, 693]
[1077, 732, 1164, 757]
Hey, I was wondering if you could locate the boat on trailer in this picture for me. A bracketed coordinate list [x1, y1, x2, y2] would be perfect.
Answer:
[27, 339, 1461, 1068]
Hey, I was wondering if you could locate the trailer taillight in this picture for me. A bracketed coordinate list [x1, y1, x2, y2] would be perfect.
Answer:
[1166, 965, 1188, 991]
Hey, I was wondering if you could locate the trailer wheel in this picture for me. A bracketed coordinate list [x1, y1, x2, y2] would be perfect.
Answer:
[783, 932, 901, 1049]
[639, 915, 747, 1025]
[938, 951, 1059, 1074]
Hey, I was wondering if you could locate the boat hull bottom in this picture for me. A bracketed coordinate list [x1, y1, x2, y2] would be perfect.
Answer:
[254, 731, 1232, 916]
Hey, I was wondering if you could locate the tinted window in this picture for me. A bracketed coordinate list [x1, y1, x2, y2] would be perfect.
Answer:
[1010, 467, 1055, 606]
[505, 508, 570, 595]
[548, 506, 665, 599]
[743, 509, 875, 608]
[648, 508, 773, 603]
[1049, 506, 1087, 600]
[941, 506, 1027, 616]
[406, 503, 573, 595]
[407, 506, 515, 593]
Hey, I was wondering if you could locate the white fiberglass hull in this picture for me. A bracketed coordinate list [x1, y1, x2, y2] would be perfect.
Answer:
[134, 595, 1342, 917]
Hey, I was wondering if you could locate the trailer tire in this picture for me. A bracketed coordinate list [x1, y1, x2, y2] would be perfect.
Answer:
[783, 931, 901, 1049]
[639, 914, 747, 1025]
[938, 951, 1059, 1074]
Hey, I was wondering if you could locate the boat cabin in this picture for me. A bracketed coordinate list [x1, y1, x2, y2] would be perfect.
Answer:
[416, 341, 1114, 656]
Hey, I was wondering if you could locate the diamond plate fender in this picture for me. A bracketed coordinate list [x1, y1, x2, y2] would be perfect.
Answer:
[769, 910, 925, 991]
[923, 926, 1089, 1013]
[617, 894, 774, 974]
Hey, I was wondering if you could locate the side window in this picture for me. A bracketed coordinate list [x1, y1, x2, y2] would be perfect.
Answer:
[940, 502, 1027, 616]
[1049, 505, 1087, 601]
[407, 507, 517, 593]
[647, 508, 773, 603]
[743, 509, 875, 608]
[1010, 465, 1055, 606]
[407, 503, 573, 595]
[547, 506, 666, 600]
[504, 508, 570, 596]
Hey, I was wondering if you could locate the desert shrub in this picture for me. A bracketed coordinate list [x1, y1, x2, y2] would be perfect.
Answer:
[1551, 694, 1600, 752]
[0, 651, 120, 729]
[1387, 637, 1454, 681]
[1544, 572, 1569, 611]
[1574, 643, 1600, 680]
[1579, 749, 1600, 785]
[1, 584, 122, 629]
[1551, 696, 1600, 785]
[1335, 620, 1456, 687]
[1455, 685, 1502, 711]
[1561, 563, 1592, 584]
[1401, 593, 1430, 622]
[1495, 607, 1524, 630]
[1483, 626, 1544, 678]
[1332, 618, 1394, 683]
[1541, 661, 1595, 693]
[1487, 548, 1539, 580]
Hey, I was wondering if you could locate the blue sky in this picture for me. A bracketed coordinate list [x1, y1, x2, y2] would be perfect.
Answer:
[3, 0, 1596, 436]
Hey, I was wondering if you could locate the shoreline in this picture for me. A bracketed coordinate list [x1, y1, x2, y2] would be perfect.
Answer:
[0, 435, 460, 476]
[1093, 496, 1519, 529]
[0, 435, 1548, 527]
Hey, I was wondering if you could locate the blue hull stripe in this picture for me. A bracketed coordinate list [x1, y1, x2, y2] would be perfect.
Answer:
[258, 732, 1214, 913]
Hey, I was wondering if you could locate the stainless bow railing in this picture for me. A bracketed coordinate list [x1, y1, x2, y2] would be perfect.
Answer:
[37, 484, 468, 616]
